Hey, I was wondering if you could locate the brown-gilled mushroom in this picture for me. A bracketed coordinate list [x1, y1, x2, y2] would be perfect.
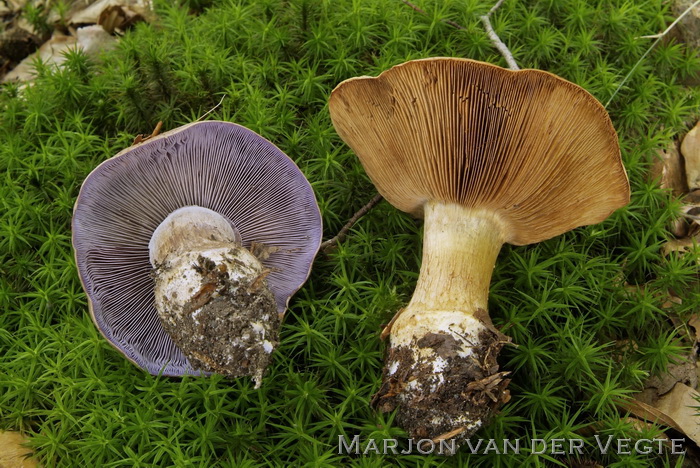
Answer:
[329, 58, 630, 443]
[72, 121, 322, 387]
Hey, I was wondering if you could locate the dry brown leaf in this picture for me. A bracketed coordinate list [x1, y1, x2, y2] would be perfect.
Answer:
[621, 399, 686, 434]
[622, 284, 683, 310]
[0, 431, 38, 468]
[71, 0, 120, 25]
[69, 0, 152, 29]
[13, 17, 48, 39]
[98, 4, 146, 33]
[6, 0, 29, 10]
[650, 141, 689, 197]
[645, 360, 698, 397]
[684, 190, 700, 239]
[2, 0, 30, 16]
[670, 217, 691, 239]
[2, 32, 76, 82]
[690, 316, 700, 343]
[682, 121, 700, 191]
[613, 339, 640, 363]
[662, 237, 698, 257]
[655, 383, 700, 443]
[647, 138, 700, 237]
[661, 296, 683, 309]
[673, 0, 700, 48]
[661, 292, 683, 309]
[682, 205, 700, 236]
[3, 26, 116, 82]
[625, 383, 700, 445]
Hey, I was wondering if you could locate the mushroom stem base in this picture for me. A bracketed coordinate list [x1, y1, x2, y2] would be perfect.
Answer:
[153, 246, 279, 387]
[372, 313, 511, 449]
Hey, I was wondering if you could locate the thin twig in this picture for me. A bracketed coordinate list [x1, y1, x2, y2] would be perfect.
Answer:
[487, 0, 506, 15]
[196, 95, 227, 122]
[432, 426, 467, 443]
[399, 0, 519, 71]
[479, 0, 519, 70]
[638, 0, 700, 39]
[606, 0, 700, 108]
[320, 193, 383, 253]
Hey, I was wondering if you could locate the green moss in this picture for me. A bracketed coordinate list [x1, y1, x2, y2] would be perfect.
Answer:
[1, 0, 699, 466]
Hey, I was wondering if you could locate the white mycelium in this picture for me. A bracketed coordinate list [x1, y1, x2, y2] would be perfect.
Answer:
[149, 206, 277, 387]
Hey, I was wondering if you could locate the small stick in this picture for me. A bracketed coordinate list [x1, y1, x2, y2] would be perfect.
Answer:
[399, 0, 519, 71]
[196, 95, 226, 122]
[479, 0, 519, 70]
[320, 193, 383, 253]
[606, 0, 700, 107]
[638, 0, 700, 39]
[432, 426, 467, 443]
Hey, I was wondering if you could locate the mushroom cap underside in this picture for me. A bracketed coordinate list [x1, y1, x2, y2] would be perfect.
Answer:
[72, 120, 322, 376]
[329, 57, 630, 245]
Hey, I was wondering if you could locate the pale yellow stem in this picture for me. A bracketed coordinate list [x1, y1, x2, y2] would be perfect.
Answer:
[410, 202, 506, 313]
[391, 202, 507, 345]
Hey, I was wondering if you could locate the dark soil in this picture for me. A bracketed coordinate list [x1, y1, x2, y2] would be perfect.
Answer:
[372, 313, 511, 450]
[158, 253, 279, 382]
[0, 26, 40, 76]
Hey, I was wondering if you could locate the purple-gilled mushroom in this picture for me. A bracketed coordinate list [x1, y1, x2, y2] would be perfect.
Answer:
[72, 120, 322, 387]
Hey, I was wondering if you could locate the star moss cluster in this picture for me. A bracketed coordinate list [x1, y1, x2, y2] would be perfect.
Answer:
[1, 0, 699, 466]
